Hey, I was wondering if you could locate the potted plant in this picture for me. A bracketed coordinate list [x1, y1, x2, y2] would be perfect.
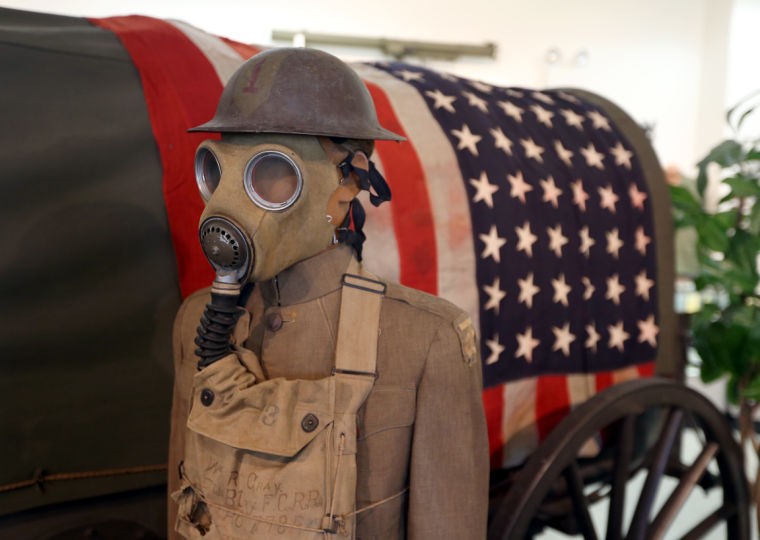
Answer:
[670, 90, 760, 527]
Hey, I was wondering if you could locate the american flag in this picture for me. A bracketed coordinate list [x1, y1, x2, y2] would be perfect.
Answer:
[368, 62, 658, 383]
[91, 17, 658, 467]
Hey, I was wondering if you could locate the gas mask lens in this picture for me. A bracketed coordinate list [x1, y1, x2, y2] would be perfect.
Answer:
[244, 151, 303, 211]
[195, 147, 222, 201]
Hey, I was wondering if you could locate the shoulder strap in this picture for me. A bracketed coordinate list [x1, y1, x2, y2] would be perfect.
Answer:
[334, 258, 385, 376]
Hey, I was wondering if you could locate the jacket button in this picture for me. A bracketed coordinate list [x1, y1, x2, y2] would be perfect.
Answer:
[200, 389, 215, 407]
[267, 312, 283, 332]
[301, 413, 319, 433]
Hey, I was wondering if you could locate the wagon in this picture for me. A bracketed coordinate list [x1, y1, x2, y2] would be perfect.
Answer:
[0, 7, 749, 539]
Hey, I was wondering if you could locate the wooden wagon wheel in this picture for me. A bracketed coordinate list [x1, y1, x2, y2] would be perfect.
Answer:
[488, 378, 749, 540]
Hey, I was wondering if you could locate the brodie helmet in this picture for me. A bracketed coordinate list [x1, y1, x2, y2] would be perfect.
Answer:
[190, 47, 404, 142]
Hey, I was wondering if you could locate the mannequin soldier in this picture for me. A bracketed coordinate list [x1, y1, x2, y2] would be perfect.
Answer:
[168, 48, 488, 539]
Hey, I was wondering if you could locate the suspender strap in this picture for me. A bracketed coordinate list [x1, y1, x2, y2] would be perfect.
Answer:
[333, 259, 385, 377]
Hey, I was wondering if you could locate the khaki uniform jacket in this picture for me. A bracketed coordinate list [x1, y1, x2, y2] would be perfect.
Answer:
[168, 245, 489, 539]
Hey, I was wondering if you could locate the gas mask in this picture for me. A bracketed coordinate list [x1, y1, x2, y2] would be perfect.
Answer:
[195, 133, 347, 286]
[192, 133, 366, 368]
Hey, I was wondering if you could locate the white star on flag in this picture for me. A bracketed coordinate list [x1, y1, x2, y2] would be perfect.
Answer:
[588, 109, 612, 130]
[508, 170, 533, 203]
[628, 183, 648, 210]
[571, 179, 589, 211]
[585, 323, 601, 352]
[579, 226, 595, 257]
[635, 270, 654, 300]
[498, 100, 524, 122]
[424, 89, 456, 113]
[554, 140, 574, 167]
[485, 334, 506, 365]
[395, 69, 424, 82]
[551, 273, 572, 306]
[547, 224, 569, 257]
[521, 137, 545, 163]
[517, 272, 541, 308]
[469, 171, 499, 208]
[610, 142, 633, 169]
[540, 176, 563, 208]
[515, 221, 538, 257]
[515, 326, 540, 362]
[606, 228, 624, 259]
[637, 315, 659, 347]
[552, 323, 576, 356]
[558, 90, 581, 104]
[470, 80, 493, 93]
[491, 127, 513, 155]
[483, 277, 507, 314]
[451, 124, 482, 156]
[606, 274, 626, 305]
[582, 276, 595, 300]
[635, 226, 651, 255]
[561, 108, 585, 129]
[479, 225, 507, 262]
[580, 143, 605, 169]
[532, 91, 555, 104]
[462, 90, 489, 113]
[531, 104, 554, 127]
[608, 321, 630, 352]
[598, 184, 619, 213]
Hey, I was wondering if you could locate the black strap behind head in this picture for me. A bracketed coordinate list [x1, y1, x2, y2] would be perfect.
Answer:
[336, 199, 367, 260]
[337, 151, 392, 207]
[335, 150, 391, 259]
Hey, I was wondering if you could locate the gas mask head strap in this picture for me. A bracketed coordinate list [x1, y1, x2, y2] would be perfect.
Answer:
[333, 146, 391, 261]
[336, 150, 392, 207]
[336, 199, 367, 260]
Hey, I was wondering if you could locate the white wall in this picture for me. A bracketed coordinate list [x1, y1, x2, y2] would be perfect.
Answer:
[2, 0, 753, 171]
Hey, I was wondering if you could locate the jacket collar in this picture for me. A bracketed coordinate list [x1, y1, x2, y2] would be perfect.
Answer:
[260, 244, 354, 307]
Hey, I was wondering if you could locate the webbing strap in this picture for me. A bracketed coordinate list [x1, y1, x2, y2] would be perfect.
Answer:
[334, 259, 385, 376]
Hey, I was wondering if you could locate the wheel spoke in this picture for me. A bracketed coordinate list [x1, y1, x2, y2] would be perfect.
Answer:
[648, 442, 719, 539]
[564, 461, 599, 540]
[606, 415, 635, 540]
[679, 504, 736, 540]
[626, 408, 683, 540]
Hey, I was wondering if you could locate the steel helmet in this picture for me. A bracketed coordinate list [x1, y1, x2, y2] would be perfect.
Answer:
[191, 47, 404, 141]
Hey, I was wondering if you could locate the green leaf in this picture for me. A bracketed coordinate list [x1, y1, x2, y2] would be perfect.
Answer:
[693, 320, 748, 384]
[727, 229, 760, 276]
[734, 105, 757, 133]
[741, 375, 760, 401]
[669, 184, 702, 218]
[696, 165, 708, 197]
[698, 139, 744, 169]
[714, 209, 738, 230]
[723, 269, 757, 298]
[723, 175, 760, 198]
[695, 215, 730, 252]
[746, 149, 760, 162]
[727, 89, 760, 131]
[727, 374, 740, 405]
[749, 202, 760, 235]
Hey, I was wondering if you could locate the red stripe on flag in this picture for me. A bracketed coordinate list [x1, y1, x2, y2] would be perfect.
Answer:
[89, 15, 219, 297]
[219, 37, 261, 59]
[637, 360, 655, 378]
[482, 385, 504, 467]
[364, 82, 438, 295]
[595, 371, 615, 393]
[535, 375, 571, 440]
